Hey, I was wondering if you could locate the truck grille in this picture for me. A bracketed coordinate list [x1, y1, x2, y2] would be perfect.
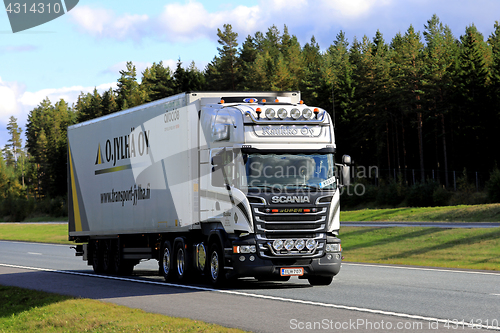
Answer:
[252, 205, 329, 258]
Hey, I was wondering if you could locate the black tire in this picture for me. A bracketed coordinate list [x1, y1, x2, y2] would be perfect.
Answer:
[174, 241, 191, 281]
[207, 243, 225, 286]
[307, 275, 333, 286]
[92, 240, 104, 273]
[109, 239, 131, 275]
[102, 240, 112, 273]
[159, 241, 173, 282]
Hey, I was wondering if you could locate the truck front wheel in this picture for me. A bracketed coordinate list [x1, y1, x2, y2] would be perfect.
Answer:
[160, 241, 173, 282]
[307, 275, 333, 286]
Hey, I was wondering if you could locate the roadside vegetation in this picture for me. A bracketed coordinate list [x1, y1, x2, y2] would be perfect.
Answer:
[1, 207, 500, 271]
[0, 286, 246, 333]
[340, 203, 500, 222]
[340, 226, 500, 270]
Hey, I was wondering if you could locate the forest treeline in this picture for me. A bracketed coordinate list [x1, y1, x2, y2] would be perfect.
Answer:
[2, 15, 500, 219]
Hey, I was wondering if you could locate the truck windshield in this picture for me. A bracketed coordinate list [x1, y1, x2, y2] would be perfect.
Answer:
[242, 153, 336, 191]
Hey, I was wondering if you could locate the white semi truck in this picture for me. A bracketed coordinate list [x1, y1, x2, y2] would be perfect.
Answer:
[68, 91, 351, 286]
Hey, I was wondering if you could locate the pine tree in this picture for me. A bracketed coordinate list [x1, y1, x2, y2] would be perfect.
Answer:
[2, 116, 23, 168]
[115, 61, 146, 110]
[207, 24, 239, 90]
[141, 61, 175, 102]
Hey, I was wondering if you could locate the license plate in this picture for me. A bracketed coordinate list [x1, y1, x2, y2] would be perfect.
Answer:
[280, 267, 304, 276]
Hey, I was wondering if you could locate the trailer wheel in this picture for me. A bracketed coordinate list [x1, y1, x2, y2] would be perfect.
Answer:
[307, 275, 333, 286]
[92, 240, 104, 273]
[102, 240, 112, 273]
[207, 243, 225, 286]
[110, 239, 129, 275]
[174, 242, 191, 281]
[159, 241, 173, 281]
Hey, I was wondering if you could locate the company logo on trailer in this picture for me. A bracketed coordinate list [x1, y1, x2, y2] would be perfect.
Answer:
[94, 129, 151, 175]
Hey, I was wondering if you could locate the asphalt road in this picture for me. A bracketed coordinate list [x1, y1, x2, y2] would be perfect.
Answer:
[0, 240, 499, 332]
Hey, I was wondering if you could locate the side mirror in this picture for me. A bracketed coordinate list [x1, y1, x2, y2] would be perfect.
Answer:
[342, 155, 352, 165]
[212, 155, 223, 168]
[341, 165, 351, 187]
[212, 124, 230, 141]
[211, 167, 225, 187]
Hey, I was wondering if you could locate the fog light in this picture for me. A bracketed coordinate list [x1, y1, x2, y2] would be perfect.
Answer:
[306, 239, 317, 250]
[302, 108, 313, 119]
[284, 239, 295, 251]
[239, 256, 245, 262]
[265, 108, 276, 119]
[249, 255, 255, 261]
[295, 239, 306, 250]
[290, 108, 301, 119]
[277, 108, 288, 119]
[327, 254, 333, 260]
[273, 239, 284, 251]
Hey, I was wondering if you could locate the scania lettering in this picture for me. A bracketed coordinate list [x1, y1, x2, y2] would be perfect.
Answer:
[271, 196, 311, 204]
[68, 91, 351, 286]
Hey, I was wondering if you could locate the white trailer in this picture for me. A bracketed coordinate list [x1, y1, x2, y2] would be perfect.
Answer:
[68, 91, 350, 285]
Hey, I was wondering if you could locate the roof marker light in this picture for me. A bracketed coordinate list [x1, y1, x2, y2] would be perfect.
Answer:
[299, 100, 304, 104]
[256, 107, 262, 119]
[275, 99, 279, 103]
[262, 99, 267, 103]
[313, 108, 320, 119]
[220, 99, 225, 104]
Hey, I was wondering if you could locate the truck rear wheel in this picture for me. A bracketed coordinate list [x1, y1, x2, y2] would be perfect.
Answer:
[174, 241, 191, 281]
[92, 240, 104, 273]
[160, 241, 173, 282]
[307, 275, 333, 286]
[207, 243, 225, 286]
[102, 240, 112, 273]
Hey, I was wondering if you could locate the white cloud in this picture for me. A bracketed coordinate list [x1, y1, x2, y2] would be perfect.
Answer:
[0, 78, 116, 148]
[19, 83, 117, 108]
[66, 0, 397, 46]
[69, 5, 148, 41]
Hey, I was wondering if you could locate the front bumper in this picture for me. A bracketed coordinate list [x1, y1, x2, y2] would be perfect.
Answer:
[230, 250, 342, 278]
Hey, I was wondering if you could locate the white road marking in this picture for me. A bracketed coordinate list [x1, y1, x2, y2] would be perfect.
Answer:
[27, 252, 42, 255]
[1, 262, 499, 331]
[343, 262, 500, 276]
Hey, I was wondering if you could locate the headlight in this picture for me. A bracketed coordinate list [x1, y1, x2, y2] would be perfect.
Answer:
[273, 239, 284, 251]
[326, 243, 341, 252]
[290, 108, 301, 120]
[277, 108, 288, 119]
[306, 239, 317, 250]
[295, 239, 306, 250]
[284, 239, 295, 250]
[302, 108, 313, 119]
[234, 245, 256, 253]
[265, 108, 276, 119]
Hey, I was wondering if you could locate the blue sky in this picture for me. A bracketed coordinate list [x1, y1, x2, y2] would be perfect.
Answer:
[1, 0, 500, 148]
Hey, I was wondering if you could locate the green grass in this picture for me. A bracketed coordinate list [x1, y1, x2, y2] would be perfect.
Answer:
[0, 286, 246, 332]
[340, 226, 500, 270]
[340, 203, 500, 222]
[0, 224, 71, 244]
